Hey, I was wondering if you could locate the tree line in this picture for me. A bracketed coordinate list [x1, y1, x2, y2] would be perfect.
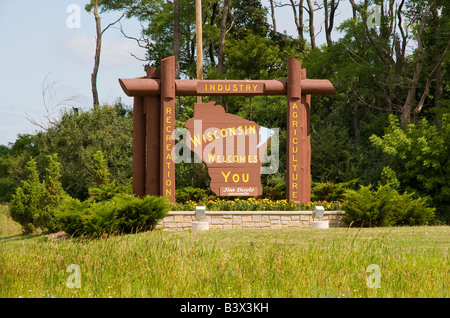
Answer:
[1, 0, 448, 222]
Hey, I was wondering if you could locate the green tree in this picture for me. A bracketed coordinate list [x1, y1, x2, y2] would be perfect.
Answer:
[310, 123, 364, 184]
[32, 104, 133, 200]
[88, 150, 132, 203]
[370, 114, 449, 220]
[92, 150, 111, 186]
[378, 166, 400, 190]
[40, 154, 69, 233]
[10, 159, 45, 234]
[223, 33, 281, 80]
[0, 148, 14, 202]
[344, 0, 450, 126]
[0, 134, 38, 202]
[227, 0, 270, 40]
[9, 155, 67, 234]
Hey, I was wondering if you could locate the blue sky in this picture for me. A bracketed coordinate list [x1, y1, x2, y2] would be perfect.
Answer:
[0, 0, 352, 146]
[0, 0, 146, 146]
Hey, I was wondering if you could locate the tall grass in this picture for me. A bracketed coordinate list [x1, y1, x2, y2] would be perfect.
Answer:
[0, 204, 22, 236]
[1, 225, 448, 298]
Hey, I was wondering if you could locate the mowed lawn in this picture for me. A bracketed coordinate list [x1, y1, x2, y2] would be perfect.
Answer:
[0, 207, 448, 298]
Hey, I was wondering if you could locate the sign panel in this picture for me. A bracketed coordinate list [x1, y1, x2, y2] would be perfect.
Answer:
[288, 98, 301, 201]
[185, 101, 273, 197]
[197, 80, 265, 95]
[219, 186, 257, 196]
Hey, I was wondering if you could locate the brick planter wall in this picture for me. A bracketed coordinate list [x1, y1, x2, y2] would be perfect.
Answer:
[156, 211, 346, 230]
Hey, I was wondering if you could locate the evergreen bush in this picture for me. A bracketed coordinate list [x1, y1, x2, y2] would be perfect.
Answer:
[87, 150, 132, 203]
[175, 186, 212, 204]
[9, 159, 45, 234]
[58, 194, 171, 238]
[10, 155, 67, 234]
[370, 114, 449, 222]
[311, 179, 358, 202]
[56, 150, 170, 238]
[343, 184, 435, 227]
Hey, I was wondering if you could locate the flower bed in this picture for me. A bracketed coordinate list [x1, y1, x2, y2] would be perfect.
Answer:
[172, 197, 343, 212]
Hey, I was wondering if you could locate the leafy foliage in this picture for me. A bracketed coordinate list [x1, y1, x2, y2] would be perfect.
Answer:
[378, 166, 400, 190]
[92, 150, 111, 186]
[343, 184, 435, 227]
[58, 194, 171, 238]
[9, 159, 44, 234]
[175, 186, 213, 204]
[88, 181, 132, 203]
[0, 134, 35, 203]
[32, 104, 133, 200]
[87, 150, 133, 202]
[370, 114, 450, 220]
[10, 155, 68, 234]
[311, 179, 358, 202]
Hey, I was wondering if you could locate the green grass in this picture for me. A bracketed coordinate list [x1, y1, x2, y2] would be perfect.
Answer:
[0, 204, 22, 236]
[1, 211, 448, 298]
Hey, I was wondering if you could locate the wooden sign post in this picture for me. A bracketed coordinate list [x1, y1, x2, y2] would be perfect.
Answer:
[160, 57, 176, 202]
[119, 56, 335, 203]
[287, 57, 311, 203]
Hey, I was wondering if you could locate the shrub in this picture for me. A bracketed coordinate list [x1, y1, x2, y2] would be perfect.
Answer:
[56, 149, 171, 238]
[10, 155, 67, 234]
[311, 179, 358, 202]
[55, 198, 89, 236]
[91, 150, 111, 187]
[378, 166, 400, 190]
[41, 154, 69, 232]
[88, 182, 132, 203]
[262, 184, 286, 200]
[370, 114, 449, 221]
[394, 193, 436, 226]
[175, 186, 213, 204]
[32, 104, 133, 200]
[343, 184, 435, 227]
[58, 194, 171, 238]
[88, 150, 132, 202]
[112, 194, 171, 233]
[10, 159, 44, 233]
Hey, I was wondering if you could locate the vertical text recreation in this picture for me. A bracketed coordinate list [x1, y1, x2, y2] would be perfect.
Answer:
[161, 57, 176, 201]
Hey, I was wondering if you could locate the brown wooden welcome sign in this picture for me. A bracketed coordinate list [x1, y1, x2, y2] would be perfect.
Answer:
[184, 101, 271, 197]
[119, 56, 335, 203]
